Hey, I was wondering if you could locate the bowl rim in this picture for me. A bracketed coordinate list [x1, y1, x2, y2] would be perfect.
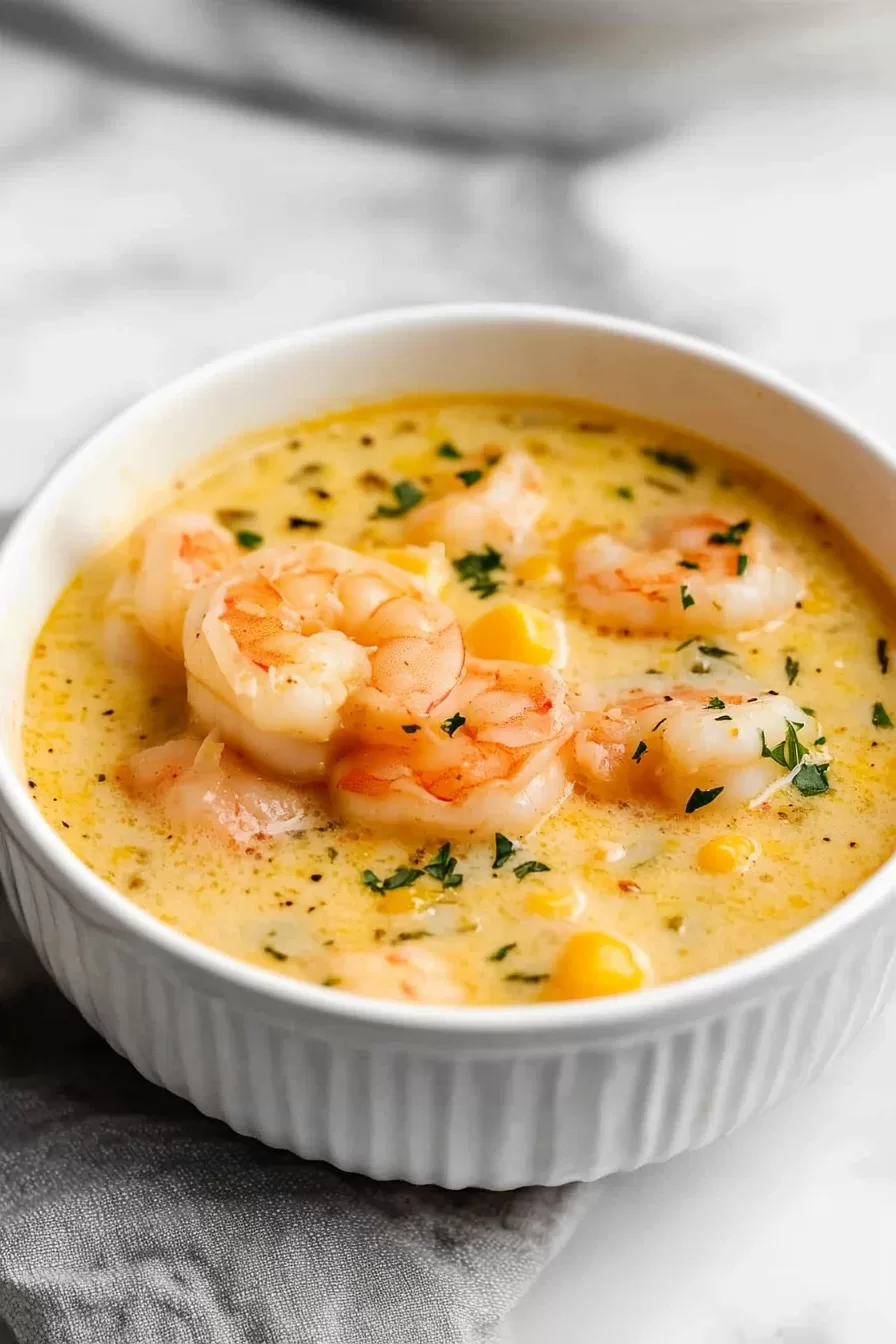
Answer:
[3, 300, 896, 1036]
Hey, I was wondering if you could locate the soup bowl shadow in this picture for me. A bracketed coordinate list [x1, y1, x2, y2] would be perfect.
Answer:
[1, 304, 894, 1189]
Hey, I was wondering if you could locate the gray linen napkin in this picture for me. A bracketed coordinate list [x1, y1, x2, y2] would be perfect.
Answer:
[0, 899, 586, 1343]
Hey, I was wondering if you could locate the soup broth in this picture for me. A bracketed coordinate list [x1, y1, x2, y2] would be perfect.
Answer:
[23, 397, 896, 1006]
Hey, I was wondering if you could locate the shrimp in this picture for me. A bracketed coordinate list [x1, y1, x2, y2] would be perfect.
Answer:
[134, 512, 238, 658]
[184, 540, 465, 781]
[572, 513, 802, 635]
[118, 735, 328, 850]
[406, 450, 546, 557]
[331, 659, 574, 838]
[571, 677, 823, 812]
[328, 944, 466, 1005]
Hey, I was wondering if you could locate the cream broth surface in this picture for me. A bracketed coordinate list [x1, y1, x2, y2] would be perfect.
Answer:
[23, 397, 896, 1005]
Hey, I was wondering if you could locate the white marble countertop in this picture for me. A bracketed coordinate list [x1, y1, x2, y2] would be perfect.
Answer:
[3, 6, 896, 1340]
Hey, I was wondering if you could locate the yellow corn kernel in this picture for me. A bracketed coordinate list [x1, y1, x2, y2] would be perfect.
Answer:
[557, 520, 597, 564]
[801, 580, 833, 615]
[390, 450, 436, 476]
[697, 834, 758, 874]
[464, 602, 561, 666]
[526, 887, 585, 920]
[514, 553, 562, 584]
[378, 888, 430, 915]
[380, 543, 451, 595]
[542, 931, 646, 1001]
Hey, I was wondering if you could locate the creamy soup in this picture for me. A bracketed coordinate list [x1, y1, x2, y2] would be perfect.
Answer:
[23, 397, 896, 1006]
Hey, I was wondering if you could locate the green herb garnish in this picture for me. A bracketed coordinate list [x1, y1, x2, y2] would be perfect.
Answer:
[761, 720, 807, 770]
[679, 559, 700, 570]
[362, 866, 424, 895]
[489, 943, 517, 962]
[322, 976, 342, 987]
[395, 930, 432, 942]
[708, 519, 751, 546]
[236, 530, 264, 550]
[680, 584, 695, 611]
[263, 944, 288, 961]
[877, 638, 890, 675]
[707, 696, 726, 710]
[288, 516, 323, 530]
[440, 712, 466, 737]
[715, 714, 732, 721]
[374, 480, 425, 518]
[513, 860, 550, 881]
[676, 636, 698, 652]
[793, 762, 830, 796]
[401, 724, 420, 734]
[699, 645, 734, 660]
[642, 447, 697, 477]
[785, 656, 799, 686]
[632, 741, 648, 764]
[814, 736, 826, 746]
[616, 486, 634, 500]
[652, 717, 667, 732]
[685, 786, 724, 814]
[457, 469, 483, 488]
[453, 545, 505, 599]
[737, 554, 749, 576]
[873, 701, 893, 728]
[437, 443, 461, 459]
[493, 833, 516, 869]
[423, 842, 463, 889]
[504, 972, 549, 984]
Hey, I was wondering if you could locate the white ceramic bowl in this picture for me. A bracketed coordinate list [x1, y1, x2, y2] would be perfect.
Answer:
[2, 305, 896, 1190]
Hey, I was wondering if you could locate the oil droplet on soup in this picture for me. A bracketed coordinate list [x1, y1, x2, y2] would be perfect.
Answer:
[23, 396, 896, 1006]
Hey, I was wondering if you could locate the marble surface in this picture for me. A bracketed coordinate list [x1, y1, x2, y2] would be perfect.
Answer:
[3, 5, 896, 1340]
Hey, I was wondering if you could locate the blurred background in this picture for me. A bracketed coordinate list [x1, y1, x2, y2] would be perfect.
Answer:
[2, 0, 895, 508]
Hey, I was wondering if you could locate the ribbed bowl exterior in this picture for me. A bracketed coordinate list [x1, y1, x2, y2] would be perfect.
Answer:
[5, 819, 895, 1189]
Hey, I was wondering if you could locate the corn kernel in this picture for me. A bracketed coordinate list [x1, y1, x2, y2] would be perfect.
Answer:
[526, 887, 585, 920]
[380, 544, 451, 595]
[390, 450, 436, 476]
[542, 931, 646, 1001]
[514, 553, 562, 584]
[378, 889, 430, 915]
[801, 580, 833, 615]
[465, 602, 563, 666]
[697, 834, 758, 874]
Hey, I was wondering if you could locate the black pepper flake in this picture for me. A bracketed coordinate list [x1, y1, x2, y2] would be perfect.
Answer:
[309, 488, 331, 500]
[360, 434, 375, 446]
[27, 780, 36, 789]
[310, 873, 322, 882]
[97, 773, 106, 782]
[288, 516, 323, 530]
[101, 709, 114, 716]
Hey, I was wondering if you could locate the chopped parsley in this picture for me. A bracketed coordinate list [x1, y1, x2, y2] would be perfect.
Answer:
[493, 833, 516, 869]
[715, 714, 732, 721]
[488, 943, 517, 962]
[642, 446, 698, 477]
[679, 559, 700, 570]
[395, 930, 432, 943]
[437, 443, 461, 459]
[708, 519, 751, 546]
[616, 486, 634, 500]
[632, 740, 648, 764]
[675, 636, 698, 652]
[737, 554, 749, 576]
[504, 972, 549, 984]
[785, 656, 799, 686]
[814, 736, 827, 746]
[288, 516, 323, 530]
[761, 720, 807, 771]
[793, 762, 830, 796]
[685, 786, 725, 814]
[651, 717, 667, 732]
[872, 701, 893, 728]
[401, 724, 420, 734]
[374, 480, 425, 518]
[453, 545, 505, 599]
[216, 507, 255, 525]
[423, 842, 463, 889]
[513, 860, 550, 881]
[263, 944, 288, 962]
[707, 696, 726, 710]
[321, 976, 342, 987]
[680, 584, 695, 610]
[236, 529, 264, 550]
[699, 644, 734, 660]
[456, 469, 483, 488]
[362, 866, 424, 895]
[440, 712, 466, 737]
[877, 638, 890, 675]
